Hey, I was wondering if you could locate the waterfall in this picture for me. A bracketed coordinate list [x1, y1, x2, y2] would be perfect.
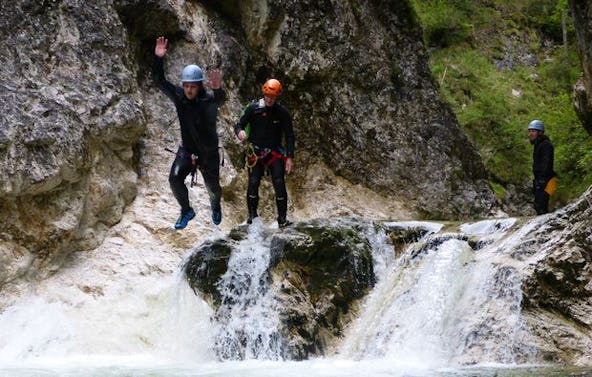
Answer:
[211, 219, 283, 360]
[182, 217, 535, 366]
[338, 219, 535, 367]
[1, 216, 577, 377]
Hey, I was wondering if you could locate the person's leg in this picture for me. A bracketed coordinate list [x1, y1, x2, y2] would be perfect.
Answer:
[169, 151, 194, 228]
[200, 152, 223, 225]
[268, 159, 290, 227]
[534, 188, 550, 215]
[246, 163, 265, 223]
[533, 179, 549, 215]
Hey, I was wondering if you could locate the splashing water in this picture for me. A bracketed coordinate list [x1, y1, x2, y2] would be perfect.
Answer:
[0, 273, 214, 364]
[338, 219, 535, 368]
[212, 219, 283, 360]
[0, 217, 589, 377]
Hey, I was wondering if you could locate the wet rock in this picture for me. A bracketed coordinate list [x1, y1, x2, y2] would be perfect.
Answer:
[384, 225, 430, 255]
[183, 218, 377, 360]
[521, 186, 592, 364]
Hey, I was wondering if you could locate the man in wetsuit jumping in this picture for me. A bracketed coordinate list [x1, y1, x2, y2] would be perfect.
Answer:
[153, 36, 226, 229]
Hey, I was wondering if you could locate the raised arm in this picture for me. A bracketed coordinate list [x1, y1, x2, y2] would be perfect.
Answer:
[206, 69, 226, 105]
[153, 36, 177, 100]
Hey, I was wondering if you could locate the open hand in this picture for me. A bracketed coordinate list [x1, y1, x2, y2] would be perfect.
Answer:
[207, 69, 223, 89]
[155, 36, 168, 57]
[285, 157, 294, 174]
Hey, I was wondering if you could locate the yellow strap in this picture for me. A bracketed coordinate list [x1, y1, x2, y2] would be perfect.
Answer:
[245, 143, 258, 169]
[544, 176, 558, 196]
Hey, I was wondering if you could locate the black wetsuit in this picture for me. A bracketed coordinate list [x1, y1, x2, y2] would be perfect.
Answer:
[235, 99, 295, 222]
[531, 134, 555, 215]
[153, 56, 226, 214]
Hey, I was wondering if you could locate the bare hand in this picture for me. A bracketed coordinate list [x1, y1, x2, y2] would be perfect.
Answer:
[155, 36, 168, 57]
[237, 130, 247, 141]
[285, 157, 294, 174]
[207, 69, 223, 89]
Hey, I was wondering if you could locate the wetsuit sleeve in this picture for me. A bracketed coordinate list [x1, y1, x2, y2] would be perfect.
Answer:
[283, 110, 295, 158]
[153, 56, 178, 102]
[541, 142, 554, 181]
[234, 103, 254, 136]
[212, 88, 226, 106]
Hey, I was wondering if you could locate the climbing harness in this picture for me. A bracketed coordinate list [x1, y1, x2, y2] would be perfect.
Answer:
[165, 147, 199, 187]
[258, 147, 286, 168]
[244, 143, 287, 171]
[245, 143, 258, 169]
[164, 145, 224, 186]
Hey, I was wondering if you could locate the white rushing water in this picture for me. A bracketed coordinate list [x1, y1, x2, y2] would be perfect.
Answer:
[0, 218, 585, 377]
[212, 219, 283, 360]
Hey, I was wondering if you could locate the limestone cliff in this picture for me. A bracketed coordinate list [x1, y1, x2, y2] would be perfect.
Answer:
[0, 0, 498, 287]
[1, 0, 591, 366]
[0, 0, 145, 283]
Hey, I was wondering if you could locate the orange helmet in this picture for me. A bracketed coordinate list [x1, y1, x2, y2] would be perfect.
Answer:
[262, 79, 282, 97]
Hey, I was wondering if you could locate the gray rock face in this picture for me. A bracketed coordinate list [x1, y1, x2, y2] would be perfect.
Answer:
[0, 1, 590, 366]
[521, 186, 592, 365]
[222, 0, 497, 219]
[0, 0, 145, 283]
[570, 0, 592, 136]
[0, 1, 497, 284]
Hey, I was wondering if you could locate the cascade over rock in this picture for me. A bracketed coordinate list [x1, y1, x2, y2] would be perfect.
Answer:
[184, 219, 377, 360]
[184, 190, 592, 364]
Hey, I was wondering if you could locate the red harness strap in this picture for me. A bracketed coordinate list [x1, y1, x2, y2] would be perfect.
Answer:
[249, 145, 287, 169]
[258, 149, 285, 167]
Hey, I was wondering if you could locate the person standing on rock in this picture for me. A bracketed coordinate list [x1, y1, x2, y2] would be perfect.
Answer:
[153, 36, 226, 229]
[528, 119, 557, 215]
[235, 79, 295, 228]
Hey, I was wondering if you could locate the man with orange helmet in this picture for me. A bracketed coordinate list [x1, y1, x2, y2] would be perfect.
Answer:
[235, 78, 295, 228]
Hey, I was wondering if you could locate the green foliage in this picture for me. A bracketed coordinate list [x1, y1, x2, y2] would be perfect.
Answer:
[545, 93, 592, 200]
[489, 181, 507, 200]
[413, 0, 592, 206]
[525, 0, 574, 43]
[410, 0, 475, 47]
[430, 48, 532, 184]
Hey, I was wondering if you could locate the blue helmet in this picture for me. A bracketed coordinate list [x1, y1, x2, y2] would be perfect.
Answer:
[528, 119, 545, 132]
[181, 64, 204, 83]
